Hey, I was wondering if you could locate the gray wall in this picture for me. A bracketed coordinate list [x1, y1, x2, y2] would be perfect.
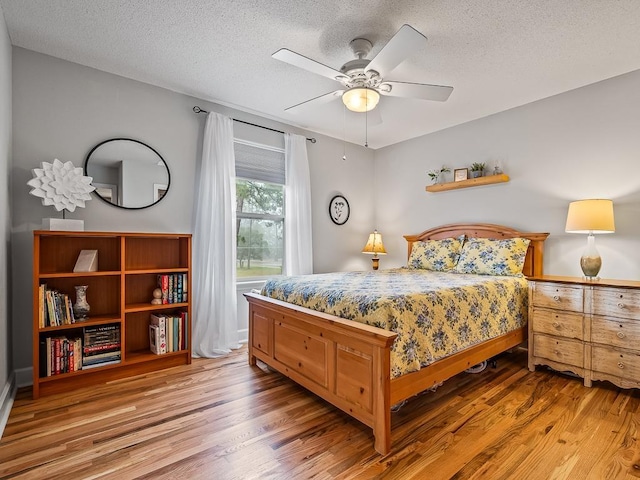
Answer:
[11, 47, 375, 373]
[374, 69, 640, 279]
[0, 5, 12, 397]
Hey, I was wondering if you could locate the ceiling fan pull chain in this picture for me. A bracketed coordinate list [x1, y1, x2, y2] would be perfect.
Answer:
[342, 104, 347, 160]
[365, 91, 369, 148]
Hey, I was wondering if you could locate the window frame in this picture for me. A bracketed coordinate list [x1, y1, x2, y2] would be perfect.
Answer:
[234, 139, 286, 281]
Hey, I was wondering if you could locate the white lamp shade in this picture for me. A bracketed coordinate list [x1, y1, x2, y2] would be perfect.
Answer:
[362, 230, 387, 255]
[342, 87, 380, 113]
[565, 199, 615, 234]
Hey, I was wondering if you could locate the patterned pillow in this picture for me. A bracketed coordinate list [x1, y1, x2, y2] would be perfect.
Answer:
[407, 235, 465, 271]
[454, 237, 531, 276]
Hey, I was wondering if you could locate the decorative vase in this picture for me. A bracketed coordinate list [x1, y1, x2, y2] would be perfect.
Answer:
[73, 285, 90, 320]
[470, 170, 483, 178]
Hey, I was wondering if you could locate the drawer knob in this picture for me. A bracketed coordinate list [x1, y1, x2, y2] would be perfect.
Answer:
[617, 331, 626, 339]
[553, 295, 560, 301]
[552, 322, 560, 328]
[618, 302, 625, 309]
[618, 362, 625, 369]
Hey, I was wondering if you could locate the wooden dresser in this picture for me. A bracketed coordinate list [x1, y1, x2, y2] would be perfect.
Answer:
[528, 275, 640, 389]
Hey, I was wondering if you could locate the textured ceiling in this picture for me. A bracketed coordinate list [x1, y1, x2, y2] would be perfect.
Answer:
[1, 0, 640, 149]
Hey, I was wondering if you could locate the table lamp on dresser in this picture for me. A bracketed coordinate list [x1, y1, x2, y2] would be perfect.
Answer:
[565, 198, 615, 278]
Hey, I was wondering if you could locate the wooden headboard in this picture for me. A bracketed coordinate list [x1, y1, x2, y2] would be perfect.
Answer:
[403, 223, 550, 277]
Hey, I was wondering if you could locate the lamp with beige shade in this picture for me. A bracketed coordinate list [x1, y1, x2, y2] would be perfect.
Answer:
[362, 230, 387, 270]
[565, 199, 615, 278]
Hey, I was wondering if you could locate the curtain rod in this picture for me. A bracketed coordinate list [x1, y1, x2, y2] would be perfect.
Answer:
[192, 106, 316, 143]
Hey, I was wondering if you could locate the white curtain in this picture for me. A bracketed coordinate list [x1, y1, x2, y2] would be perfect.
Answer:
[192, 112, 240, 357]
[284, 133, 313, 275]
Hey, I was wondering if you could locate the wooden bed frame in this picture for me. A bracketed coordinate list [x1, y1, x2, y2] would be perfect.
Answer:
[245, 223, 549, 455]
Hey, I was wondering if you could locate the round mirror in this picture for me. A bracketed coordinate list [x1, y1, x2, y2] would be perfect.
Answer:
[84, 138, 171, 209]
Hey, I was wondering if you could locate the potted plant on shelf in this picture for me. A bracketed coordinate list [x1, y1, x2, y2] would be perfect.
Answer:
[427, 166, 451, 184]
[470, 162, 485, 178]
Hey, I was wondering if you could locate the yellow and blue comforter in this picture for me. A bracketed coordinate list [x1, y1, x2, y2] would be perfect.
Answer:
[261, 268, 528, 378]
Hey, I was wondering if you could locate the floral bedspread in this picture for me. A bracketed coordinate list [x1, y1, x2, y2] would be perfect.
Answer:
[261, 268, 528, 378]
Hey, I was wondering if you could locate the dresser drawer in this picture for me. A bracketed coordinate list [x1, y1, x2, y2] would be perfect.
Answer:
[533, 334, 584, 368]
[591, 315, 640, 348]
[592, 345, 640, 381]
[531, 308, 583, 340]
[592, 287, 640, 320]
[532, 283, 583, 312]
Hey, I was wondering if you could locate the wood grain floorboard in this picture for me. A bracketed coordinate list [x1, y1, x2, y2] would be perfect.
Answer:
[2, 347, 640, 479]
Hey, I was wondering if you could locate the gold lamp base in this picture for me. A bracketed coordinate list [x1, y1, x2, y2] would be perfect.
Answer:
[580, 233, 602, 278]
[371, 257, 380, 270]
[580, 255, 602, 278]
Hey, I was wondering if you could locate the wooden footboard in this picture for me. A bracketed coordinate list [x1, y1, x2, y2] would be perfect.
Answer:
[246, 292, 397, 454]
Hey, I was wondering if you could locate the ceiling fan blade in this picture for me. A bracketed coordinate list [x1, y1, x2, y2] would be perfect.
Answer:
[285, 90, 344, 113]
[365, 24, 427, 77]
[273, 48, 347, 83]
[380, 81, 453, 102]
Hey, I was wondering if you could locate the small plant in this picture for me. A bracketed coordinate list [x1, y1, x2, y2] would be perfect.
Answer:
[427, 166, 451, 183]
[470, 162, 486, 172]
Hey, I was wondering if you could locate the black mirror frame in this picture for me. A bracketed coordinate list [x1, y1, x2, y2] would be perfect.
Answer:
[84, 138, 171, 210]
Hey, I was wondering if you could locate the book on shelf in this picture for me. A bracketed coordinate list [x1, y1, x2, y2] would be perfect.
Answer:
[38, 284, 76, 327]
[149, 312, 188, 354]
[158, 275, 169, 304]
[73, 249, 98, 272]
[182, 274, 188, 302]
[39, 336, 82, 377]
[149, 314, 167, 354]
[156, 273, 188, 305]
[82, 323, 121, 368]
[176, 274, 182, 304]
[82, 351, 121, 367]
[82, 359, 121, 369]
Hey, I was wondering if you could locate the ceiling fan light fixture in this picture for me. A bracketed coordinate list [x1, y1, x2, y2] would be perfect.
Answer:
[342, 87, 380, 112]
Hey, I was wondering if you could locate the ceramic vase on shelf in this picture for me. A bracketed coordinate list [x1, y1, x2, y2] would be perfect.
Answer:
[73, 285, 90, 320]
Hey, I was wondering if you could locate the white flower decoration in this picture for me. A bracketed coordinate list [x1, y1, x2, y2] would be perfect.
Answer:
[27, 159, 96, 212]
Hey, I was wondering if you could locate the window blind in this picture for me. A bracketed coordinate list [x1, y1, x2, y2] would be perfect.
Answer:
[234, 141, 285, 185]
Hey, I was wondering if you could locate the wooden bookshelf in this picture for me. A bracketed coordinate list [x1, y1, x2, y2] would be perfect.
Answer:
[425, 174, 510, 192]
[32, 231, 192, 398]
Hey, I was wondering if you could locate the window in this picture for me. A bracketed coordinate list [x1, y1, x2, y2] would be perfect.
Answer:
[234, 140, 285, 279]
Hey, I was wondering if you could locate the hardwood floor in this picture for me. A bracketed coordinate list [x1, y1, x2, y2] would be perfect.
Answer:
[2, 347, 640, 479]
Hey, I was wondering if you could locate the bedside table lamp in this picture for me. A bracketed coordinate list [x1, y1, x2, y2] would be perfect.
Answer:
[565, 199, 615, 278]
[362, 230, 387, 270]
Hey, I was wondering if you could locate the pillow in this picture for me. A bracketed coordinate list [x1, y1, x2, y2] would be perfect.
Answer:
[454, 237, 531, 276]
[407, 235, 465, 271]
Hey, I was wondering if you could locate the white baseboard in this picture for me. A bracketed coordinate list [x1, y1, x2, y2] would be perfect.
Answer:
[238, 328, 248, 345]
[0, 372, 17, 439]
[15, 367, 32, 388]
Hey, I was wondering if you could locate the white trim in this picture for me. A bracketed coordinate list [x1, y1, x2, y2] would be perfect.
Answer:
[237, 329, 249, 345]
[233, 138, 284, 153]
[15, 367, 32, 388]
[0, 372, 17, 439]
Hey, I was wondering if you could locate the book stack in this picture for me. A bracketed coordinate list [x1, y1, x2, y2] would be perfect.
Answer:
[149, 312, 188, 354]
[38, 284, 76, 327]
[82, 324, 121, 369]
[39, 336, 82, 377]
[156, 273, 188, 304]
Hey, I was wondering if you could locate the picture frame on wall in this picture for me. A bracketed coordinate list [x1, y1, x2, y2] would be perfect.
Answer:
[454, 168, 469, 182]
[329, 194, 350, 225]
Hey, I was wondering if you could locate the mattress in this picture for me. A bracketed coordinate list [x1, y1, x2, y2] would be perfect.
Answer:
[261, 268, 528, 378]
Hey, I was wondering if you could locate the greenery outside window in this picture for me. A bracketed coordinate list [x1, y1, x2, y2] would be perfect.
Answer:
[234, 140, 285, 279]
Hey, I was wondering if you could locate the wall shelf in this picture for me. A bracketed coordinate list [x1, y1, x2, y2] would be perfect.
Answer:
[425, 174, 510, 192]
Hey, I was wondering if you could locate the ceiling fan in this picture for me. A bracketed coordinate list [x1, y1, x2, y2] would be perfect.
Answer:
[272, 24, 454, 115]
